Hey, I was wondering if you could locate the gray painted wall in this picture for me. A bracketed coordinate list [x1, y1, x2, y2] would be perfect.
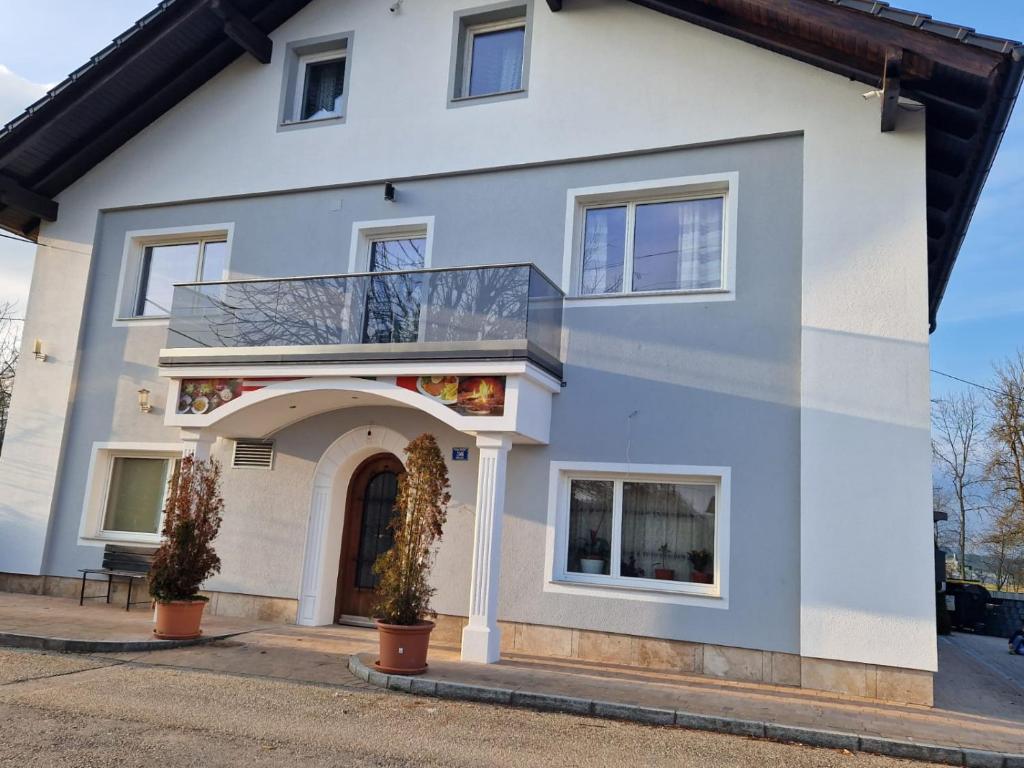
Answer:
[43, 134, 802, 653]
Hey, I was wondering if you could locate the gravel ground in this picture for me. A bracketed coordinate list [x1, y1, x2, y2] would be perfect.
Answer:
[0, 648, 931, 768]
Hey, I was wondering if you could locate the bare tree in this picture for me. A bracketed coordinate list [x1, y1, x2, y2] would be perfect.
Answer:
[986, 351, 1024, 544]
[932, 392, 987, 579]
[0, 301, 20, 455]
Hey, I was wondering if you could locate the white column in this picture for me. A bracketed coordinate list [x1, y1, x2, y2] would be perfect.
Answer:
[180, 429, 215, 460]
[461, 433, 512, 663]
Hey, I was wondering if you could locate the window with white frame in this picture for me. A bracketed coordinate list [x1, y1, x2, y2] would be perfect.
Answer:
[295, 50, 346, 121]
[135, 238, 227, 317]
[279, 33, 352, 128]
[565, 175, 737, 302]
[450, 3, 531, 104]
[462, 18, 526, 97]
[80, 444, 184, 545]
[552, 468, 724, 595]
[102, 457, 176, 536]
[580, 196, 724, 296]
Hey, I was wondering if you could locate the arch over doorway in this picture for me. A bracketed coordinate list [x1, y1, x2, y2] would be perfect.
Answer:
[298, 425, 409, 626]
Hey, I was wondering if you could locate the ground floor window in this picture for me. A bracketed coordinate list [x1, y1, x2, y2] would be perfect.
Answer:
[551, 463, 728, 598]
[102, 457, 175, 536]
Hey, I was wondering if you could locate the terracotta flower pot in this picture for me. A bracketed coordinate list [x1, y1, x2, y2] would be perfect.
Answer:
[374, 620, 434, 675]
[153, 599, 207, 640]
[654, 568, 675, 580]
[689, 570, 713, 584]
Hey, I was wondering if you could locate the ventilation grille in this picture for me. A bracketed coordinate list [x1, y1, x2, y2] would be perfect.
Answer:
[232, 440, 274, 469]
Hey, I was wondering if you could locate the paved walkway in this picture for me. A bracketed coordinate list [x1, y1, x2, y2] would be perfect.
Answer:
[3, 592, 1024, 764]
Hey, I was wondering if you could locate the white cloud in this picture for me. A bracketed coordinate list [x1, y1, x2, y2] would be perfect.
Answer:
[0, 64, 49, 125]
[0, 65, 48, 312]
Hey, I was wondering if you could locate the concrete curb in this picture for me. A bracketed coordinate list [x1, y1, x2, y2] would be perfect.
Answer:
[0, 630, 247, 654]
[349, 654, 1023, 768]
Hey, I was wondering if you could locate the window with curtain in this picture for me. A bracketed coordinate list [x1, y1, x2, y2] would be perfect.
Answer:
[103, 457, 174, 535]
[300, 56, 346, 121]
[135, 239, 227, 317]
[561, 476, 718, 588]
[464, 22, 525, 97]
[578, 196, 724, 296]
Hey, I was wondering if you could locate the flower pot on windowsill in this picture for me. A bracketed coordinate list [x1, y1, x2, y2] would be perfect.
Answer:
[374, 620, 434, 675]
[579, 557, 605, 574]
[654, 568, 675, 580]
[689, 570, 713, 584]
[153, 598, 207, 640]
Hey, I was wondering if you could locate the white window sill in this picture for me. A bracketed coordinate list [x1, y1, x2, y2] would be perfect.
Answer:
[113, 315, 170, 327]
[565, 288, 734, 307]
[80, 533, 161, 548]
[545, 577, 726, 608]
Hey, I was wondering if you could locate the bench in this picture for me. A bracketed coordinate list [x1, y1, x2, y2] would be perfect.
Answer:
[79, 545, 156, 611]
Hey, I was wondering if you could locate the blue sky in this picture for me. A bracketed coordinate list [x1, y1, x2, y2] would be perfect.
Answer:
[0, 1, 1020, 395]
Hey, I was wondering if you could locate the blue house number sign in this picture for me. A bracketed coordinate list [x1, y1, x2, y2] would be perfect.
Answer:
[452, 447, 470, 461]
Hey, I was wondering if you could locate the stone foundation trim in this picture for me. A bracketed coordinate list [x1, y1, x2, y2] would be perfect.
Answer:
[0, 573, 298, 625]
[349, 654, 1016, 768]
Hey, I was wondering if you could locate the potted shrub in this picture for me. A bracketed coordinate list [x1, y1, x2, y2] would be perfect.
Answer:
[149, 455, 224, 640]
[653, 543, 675, 580]
[577, 529, 610, 574]
[688, 549, 713, 584]
[371, 433, 451, 675]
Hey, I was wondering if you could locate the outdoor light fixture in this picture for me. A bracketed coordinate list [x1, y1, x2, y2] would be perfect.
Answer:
[137, 388, 152, 414]
[32, 339, 46, 362]
[384, 182, 396, 202]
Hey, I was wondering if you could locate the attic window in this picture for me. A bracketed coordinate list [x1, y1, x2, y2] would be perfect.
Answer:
[279, 32, 353, 129]
[449, 2, 532, 107]
[232, 440, 275, 469]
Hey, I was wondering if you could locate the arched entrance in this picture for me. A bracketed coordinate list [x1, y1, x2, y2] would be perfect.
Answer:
[297, 425, 409, 627]
[335, 453, 403, 622]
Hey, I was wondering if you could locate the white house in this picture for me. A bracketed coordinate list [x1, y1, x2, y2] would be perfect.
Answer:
[0, 0, 1019, 707]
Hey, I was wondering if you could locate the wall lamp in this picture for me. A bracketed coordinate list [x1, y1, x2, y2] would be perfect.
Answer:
[32, 339, 46, 362]
[384, 182, 396, 202]
[137, 388, 152, 414]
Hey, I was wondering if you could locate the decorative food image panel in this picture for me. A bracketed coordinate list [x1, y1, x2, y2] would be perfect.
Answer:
[177, 379, 244, 415]
[397, 376, 506, 416]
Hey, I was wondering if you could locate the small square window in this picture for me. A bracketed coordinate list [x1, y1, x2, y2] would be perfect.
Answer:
[279, 33, 353, 129]
[298, 55, 346, 121]
[450, 3, 531, 106]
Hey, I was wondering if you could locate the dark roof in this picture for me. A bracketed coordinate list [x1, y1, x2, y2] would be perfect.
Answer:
[1, 0, 1020, 331]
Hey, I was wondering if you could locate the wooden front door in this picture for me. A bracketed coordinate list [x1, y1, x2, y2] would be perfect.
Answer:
[335, 453, 403, 621]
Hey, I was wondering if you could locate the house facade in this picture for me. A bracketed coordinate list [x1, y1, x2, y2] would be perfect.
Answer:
[0, 0, 1019, 707]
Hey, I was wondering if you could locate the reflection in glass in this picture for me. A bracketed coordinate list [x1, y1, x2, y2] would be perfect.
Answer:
[632, 198, 723, 292]
[364, 238, 426, 344]
[580, 207, 626, 295]
[620, 482, 715, 584]
[137, 243, 201, 317]
[567, 480, 613, 575]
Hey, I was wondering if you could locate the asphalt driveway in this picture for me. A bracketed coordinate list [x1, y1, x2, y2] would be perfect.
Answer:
[935, 632, 1024, 721]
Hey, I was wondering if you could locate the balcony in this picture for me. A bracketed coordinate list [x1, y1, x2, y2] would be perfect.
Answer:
[159, 263, 564, 378]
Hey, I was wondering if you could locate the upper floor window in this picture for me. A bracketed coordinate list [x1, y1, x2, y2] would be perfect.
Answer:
[563, 174, 738, 305]
[136, 239, 226, 318]
[297, 51, 346, 121]
[463, 19, 525, 97]
[581, 197, 724, 296]
[450, 2, 532, 106]
[279, 32, 353, 129]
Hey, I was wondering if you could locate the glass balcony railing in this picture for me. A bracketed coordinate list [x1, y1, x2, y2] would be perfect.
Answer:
[161, 263, 564, 377]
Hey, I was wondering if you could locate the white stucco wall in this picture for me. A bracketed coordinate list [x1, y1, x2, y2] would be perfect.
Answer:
[0, 0, 933, 670]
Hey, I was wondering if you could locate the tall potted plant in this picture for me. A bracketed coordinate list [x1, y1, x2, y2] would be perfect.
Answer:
[149, 455, 224, 640]
[371, 433, 450, 675]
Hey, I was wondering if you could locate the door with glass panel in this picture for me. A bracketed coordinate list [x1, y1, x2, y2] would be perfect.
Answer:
[336, 454, 403, 621]
[362, 235, 428, 344]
